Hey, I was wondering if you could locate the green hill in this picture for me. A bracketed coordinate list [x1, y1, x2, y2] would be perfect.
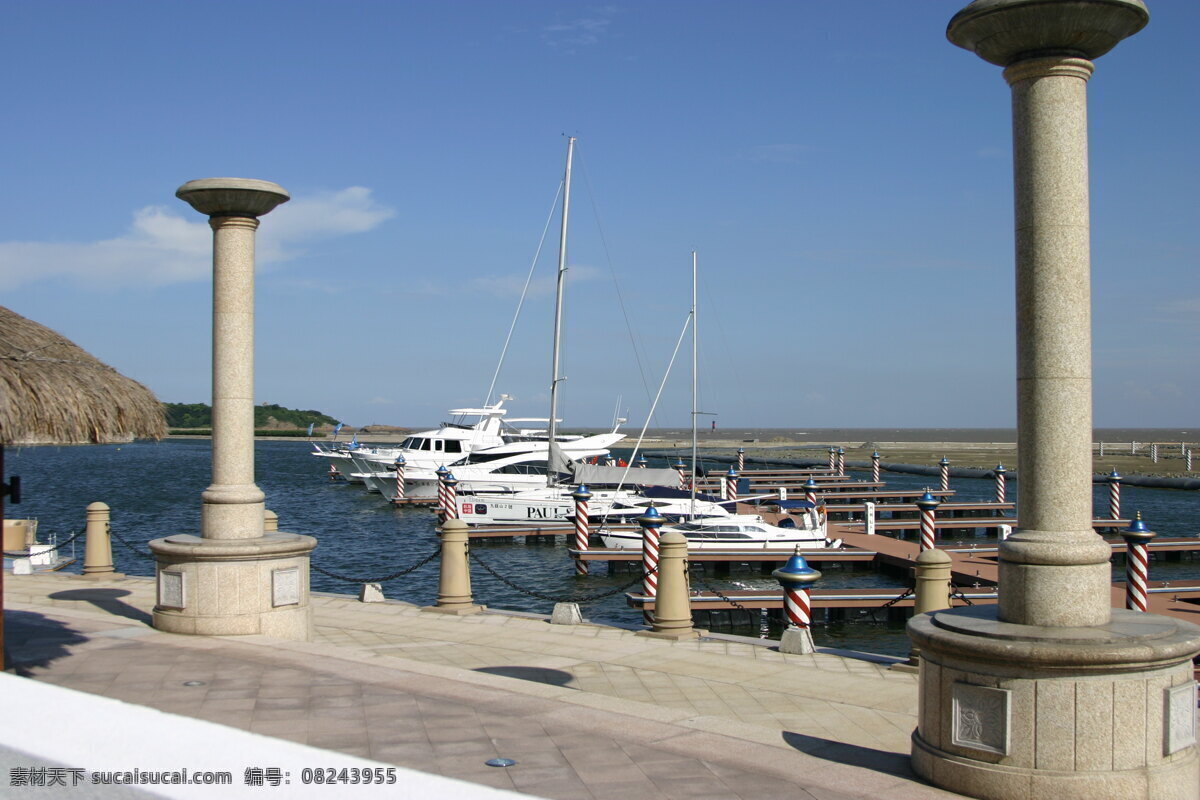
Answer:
[164, 402, 339, 429]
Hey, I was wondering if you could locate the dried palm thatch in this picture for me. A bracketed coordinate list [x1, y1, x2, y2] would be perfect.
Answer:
[0, 306, 166, 445]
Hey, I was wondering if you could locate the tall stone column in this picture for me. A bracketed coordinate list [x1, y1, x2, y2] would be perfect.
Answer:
[149, 179, 317, 640]
[908, 3, 1200, 798]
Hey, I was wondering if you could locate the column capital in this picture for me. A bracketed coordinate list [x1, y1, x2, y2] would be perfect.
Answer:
[1003, 56, 1094, 86]
[176, 178, 290, 218]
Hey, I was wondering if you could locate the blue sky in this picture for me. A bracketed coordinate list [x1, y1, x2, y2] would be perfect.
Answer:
[2, 1, 1195, 429]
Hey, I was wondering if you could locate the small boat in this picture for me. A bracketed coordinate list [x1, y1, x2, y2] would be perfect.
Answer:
[600, 503, 841, 552]
[3, 519, 77, 573]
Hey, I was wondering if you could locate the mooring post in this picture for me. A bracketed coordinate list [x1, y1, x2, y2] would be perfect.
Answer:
[938, 456, 950, 492]
[871, 450, 881, 483]
[639, 531, 700, 640]
[773, 548, 821, 655]
[393, 455, 406, 504]
[725, 466, 738, 503]
[673, 458, 688, 490]
[993, 463, 1007, 504]
[443, 473, 459, 520]
[638, 506, 664, 626]
[435, 465, 450, 522]
[1107, 468, 1122, 526]
[428, 519, 481, 615]
[80, 502, 118, 579]
[836, 447, 845, 477]
[916, 490, 940, 552]
[1122, 512, 1155, 612]
[736, 447, 745, 471]
[803, 478, 818, 507]
[571, 484, 591, 576]
[827, 446, 837, 472]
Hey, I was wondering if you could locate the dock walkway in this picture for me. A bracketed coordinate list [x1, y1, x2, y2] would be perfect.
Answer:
[3, 572, 968, 799]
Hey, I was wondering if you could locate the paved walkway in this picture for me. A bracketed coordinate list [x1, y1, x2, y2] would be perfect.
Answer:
[3, 573, 968, 799]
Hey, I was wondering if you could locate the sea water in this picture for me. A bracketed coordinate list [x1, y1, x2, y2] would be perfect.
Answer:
[6, 438, 1198, 658]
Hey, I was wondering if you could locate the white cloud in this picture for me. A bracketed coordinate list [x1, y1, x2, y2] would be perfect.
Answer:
[0, 187, 394, 291]
[470, 264, 601, 297]
[542, 6, 617, 51]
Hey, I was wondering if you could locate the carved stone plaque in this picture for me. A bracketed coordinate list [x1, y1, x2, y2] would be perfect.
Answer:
[1164, 682, 1197, 755]
[272, 567, 300, 607]
[159, 570, 185, 609]
[951, 683, 1010, 755]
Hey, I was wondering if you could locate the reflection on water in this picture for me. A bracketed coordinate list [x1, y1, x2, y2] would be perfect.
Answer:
[6, 438, 1199, 659]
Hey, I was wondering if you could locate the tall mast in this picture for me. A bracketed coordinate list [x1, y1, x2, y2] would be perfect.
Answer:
[547, 136, 575, 486]
[690, 251, 698, 511]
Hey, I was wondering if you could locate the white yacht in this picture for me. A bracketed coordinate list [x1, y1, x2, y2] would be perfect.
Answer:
[599, 501, 838, 551]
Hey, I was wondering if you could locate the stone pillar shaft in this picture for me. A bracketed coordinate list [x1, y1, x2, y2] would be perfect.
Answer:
[999, 57, 1112, 628]
[202, 215, 265, 541]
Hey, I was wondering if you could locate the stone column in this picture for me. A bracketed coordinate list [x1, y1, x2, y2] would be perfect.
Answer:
[149, 179, 317, 640]
[908, 4, 1200, 798]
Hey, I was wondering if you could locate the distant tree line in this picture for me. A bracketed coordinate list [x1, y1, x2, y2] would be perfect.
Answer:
[164, 402, 339, 429]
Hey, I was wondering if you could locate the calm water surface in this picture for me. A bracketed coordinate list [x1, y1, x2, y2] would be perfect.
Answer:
[7, 439, 1199, 657]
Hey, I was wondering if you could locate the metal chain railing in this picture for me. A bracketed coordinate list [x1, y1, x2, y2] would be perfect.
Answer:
[468, 549, 657, 604]
[311, 546, 442, 584]
[864, 585, 915, 622]
[107, 525, 156, 559]
[2, 526, 86, 557]
[691, 570, 752, 612]
[949, 584, 976, 606]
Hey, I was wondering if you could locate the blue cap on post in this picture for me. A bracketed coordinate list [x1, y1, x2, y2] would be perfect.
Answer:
[571, 484, 592, 501]
[872, 451, 880, 459]
[916, 490, 940, 512]
[394, 455, 406, 465]
[444, 472, 457, 486]
[994, 463, 1005, 473]
[837, 447, 844, 455]
[939, 457, 950, 467]
[634, 454, 648, 466]
[673, 457, 686, 468]
[726, 466, 738, 477]
[772, 549, 822, 587]
[1122, 511, 1155, 542]
[804, 477, 819, 491]
[435, 465, 449, 477]
[637, 505, 665, 529]
[1108, 468, 1122, 482]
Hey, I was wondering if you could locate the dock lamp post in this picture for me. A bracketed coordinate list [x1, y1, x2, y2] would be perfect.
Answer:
[635, 454, 648, 469]
[673, 458, 688, 490]
[435, 465, 451, 521]
[1122, 512, 1155, 613]
[571, 484, 592, 575]
[1107, 468, 1123, 524]
[150, 178, 316, 641]
[736, 447, 745, 471]
[909, 3, 1200, 797]
[803, 478, 819, 507]
[915, 490, 940, 552]
[938, 457, 950, 492]
[773, 548, 821, 655]
[827, 446, 837, 472]
[443, 473, 459, 521]
[724, 466, 738, 502]
[993, 463, 1007, 504]
[871, 451, 881, 484]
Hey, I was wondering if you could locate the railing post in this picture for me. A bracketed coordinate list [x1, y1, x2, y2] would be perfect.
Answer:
[428, 519, 482, 615]
[81, 502, 119, 579]
[639, 531, 699, 640]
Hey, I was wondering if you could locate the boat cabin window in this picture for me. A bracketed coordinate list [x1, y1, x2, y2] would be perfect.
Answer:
[444, 440, 463, 454]
[420, 439, 432, 451]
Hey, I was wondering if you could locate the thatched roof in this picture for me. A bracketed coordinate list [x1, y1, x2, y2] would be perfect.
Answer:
[0, 306, 166, 444]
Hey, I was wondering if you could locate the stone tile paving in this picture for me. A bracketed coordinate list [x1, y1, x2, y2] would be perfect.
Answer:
[3, 574, 969, 799]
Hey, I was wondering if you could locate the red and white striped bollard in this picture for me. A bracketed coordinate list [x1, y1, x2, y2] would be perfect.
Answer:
[725, 467, 738, 503]
[916, 490, 940, 552]
[938, 457, 950, 492]
[639, 506, 664, 626]
[1122, 512, 1155, 612]
[1107, 469, 1122, 524]
[871, 451, 881, 484]
[736, 448, 745, 472]
[571, 485, 592, 576]
[393, 455, 406, 504]
[772, 548, 821, 654]
[993, 464, 1006, 504]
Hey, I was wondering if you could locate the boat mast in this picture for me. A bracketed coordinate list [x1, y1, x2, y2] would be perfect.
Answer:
[690, 251, 698, 513]
[547, 136, 575, 486]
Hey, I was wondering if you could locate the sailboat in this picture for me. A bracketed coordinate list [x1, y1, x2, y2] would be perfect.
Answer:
[455, 140, 731, 526]
[600, 253, 836, 551]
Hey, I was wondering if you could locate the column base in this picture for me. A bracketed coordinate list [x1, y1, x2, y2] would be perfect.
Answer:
[779, 626, 816, 654]
[908, 606, 1200, 800]
[637, 627, 705, 641]
[423, 604, 485, 616]
[149, 532, 317, 641]
[74, 571, 126, 581]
